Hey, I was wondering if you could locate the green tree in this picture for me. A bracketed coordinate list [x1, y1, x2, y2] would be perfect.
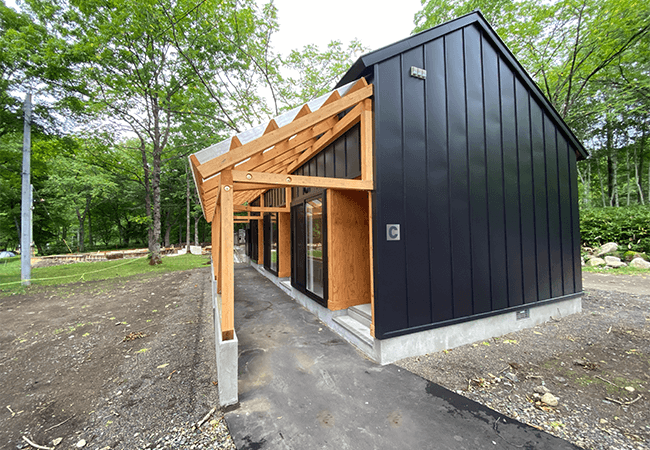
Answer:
[15, 0, 274, 263]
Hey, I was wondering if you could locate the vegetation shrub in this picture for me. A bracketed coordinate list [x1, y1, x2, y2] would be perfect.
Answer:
[580, 206, 650, 253]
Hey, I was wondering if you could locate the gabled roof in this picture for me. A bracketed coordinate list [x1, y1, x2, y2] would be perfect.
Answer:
[336, 10, 588, 160]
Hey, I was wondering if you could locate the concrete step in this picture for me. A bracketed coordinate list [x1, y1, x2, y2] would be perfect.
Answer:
[348, 304, 372, 328]
[333, 314, 374, 348]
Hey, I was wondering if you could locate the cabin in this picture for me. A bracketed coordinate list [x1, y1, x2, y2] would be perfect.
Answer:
[189, 11, 587, 406]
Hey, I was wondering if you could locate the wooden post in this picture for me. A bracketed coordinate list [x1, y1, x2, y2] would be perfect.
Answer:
[221, 170, 234, 341]
[360, 98, 373, 183]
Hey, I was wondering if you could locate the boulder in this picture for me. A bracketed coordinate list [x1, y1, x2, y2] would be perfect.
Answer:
[534, 385, 550, 395]
[604, 256, 626, 268]
[630, 257, 650, 269]
[596, 242, 618, 256]
[587, 257, 606, 267]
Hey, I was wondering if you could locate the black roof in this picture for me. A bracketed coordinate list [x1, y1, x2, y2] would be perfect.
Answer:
[336, 10, 588, 160]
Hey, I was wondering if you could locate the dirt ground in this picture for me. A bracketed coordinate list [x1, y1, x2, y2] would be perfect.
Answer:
[2, 263, 649, 450]
[398, 272, 650, 450]
[0, 264, 233, 450]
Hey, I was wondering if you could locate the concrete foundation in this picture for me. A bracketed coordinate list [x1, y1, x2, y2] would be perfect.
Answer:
[211, 263, 238, 407]
[250, 260, 582, 365]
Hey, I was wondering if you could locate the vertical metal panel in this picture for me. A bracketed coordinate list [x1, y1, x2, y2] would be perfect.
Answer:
[334, 139, 346, 178]
[446, 29, 473, 319]
[545, 117, 564, 297]
[515, 80, 538, 303]
[424, 38, 454, 323]
[401, 47, 432, 327]
[465, 25, 491, 315]
[324, 146, 334, 178]
[557, 135, 574, 294]
[531, 99, 551, 300]
[346, 126, 361, 178]
[500, 57, 524, 307]
[482, 35, 508, 311]
[316, 152, 325, 177]
[569, 145, 582, 292]
[373, 56, 409, 334]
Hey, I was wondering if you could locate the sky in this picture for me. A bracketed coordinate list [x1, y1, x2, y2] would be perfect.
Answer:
[269, 0, 423, 55]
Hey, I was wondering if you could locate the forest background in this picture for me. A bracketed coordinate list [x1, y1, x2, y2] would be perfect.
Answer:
[1, 0, 649, 261]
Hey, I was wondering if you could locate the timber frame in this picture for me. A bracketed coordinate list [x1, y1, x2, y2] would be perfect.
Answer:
[190, 77, 374, 341]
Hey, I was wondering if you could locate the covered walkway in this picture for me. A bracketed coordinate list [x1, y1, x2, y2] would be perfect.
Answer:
[224, 264, 577, 450]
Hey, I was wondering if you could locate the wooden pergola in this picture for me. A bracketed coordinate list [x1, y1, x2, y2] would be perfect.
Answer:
[189, 77, 374, 341]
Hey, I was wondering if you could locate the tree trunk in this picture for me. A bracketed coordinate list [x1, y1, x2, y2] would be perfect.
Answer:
[626, 145, 631, 206]
[149, 145, 162, 264]
[606, 125, 618, 207]
[186, 163, 191, 252]
[598, 158, 607, 207]
[87, 197, 94, 248]
[163, 210, 174, 248]
[194, 215, 200, 246]
[75, 207, 85, 253]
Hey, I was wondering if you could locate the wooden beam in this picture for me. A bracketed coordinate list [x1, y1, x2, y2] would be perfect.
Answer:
[286, 103, 363, 174]
[233, 183, 280, 191]
[230, 136, 242, 150]
[234, 205, 289, 213]
[235, 117, 336, 173]
[220, 170, 234, 341]
[360, 98, 373, 182]
[196, 84, 373, 179]
[264, 119, 279, 134]
[368, 191, 375, 337]
[231, 170, 373, 191]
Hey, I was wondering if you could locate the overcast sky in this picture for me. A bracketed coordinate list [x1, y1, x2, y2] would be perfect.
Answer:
[269, 0, 423, 55]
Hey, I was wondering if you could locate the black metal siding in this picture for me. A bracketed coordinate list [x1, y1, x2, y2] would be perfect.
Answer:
[372, 24, 582, 339]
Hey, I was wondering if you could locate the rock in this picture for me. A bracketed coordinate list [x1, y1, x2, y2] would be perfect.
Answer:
[587, 257, 606, 267]
[505, 372, 519, 382]
[76, 439, 86, 448]
[52, 437, 63, 446]
[534, 385, 550, 394]
[600, 418, 608, 424]
[554, 376, 566, 383]
[625, 386, 635, 392]
[541, 392, 559, 406]
[596, 242, 618, 256]
[630, 258, 650, 269]
[604, 256, 626, 268]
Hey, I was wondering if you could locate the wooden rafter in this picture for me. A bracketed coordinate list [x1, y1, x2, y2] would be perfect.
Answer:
[196, 83, 373, 180]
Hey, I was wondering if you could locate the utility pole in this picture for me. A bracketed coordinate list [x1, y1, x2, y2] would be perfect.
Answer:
[21, 94, 32, 286]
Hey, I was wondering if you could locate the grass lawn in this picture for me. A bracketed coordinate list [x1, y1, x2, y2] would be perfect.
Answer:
[581, 265, 650, 276]
[0, 254, 209, 296]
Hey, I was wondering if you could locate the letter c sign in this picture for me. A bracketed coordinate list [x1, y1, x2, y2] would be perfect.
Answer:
[386, 224, 400, 241]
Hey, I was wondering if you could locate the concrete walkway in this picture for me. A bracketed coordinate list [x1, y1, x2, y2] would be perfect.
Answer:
[224, 266, 578, 450]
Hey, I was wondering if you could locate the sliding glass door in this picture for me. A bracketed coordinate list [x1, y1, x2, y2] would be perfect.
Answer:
[291, 193, 326, 306]
[305, 198, 324, 297]
[263, 213, 278, 275]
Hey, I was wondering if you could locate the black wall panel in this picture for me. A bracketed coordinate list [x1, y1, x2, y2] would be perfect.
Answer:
[424, 38, 454, 323]
[373, 55, 409, 335]
[372, 23, 583, 339]
[531, 99, 551, 300]
[402, 47, 432, 327]
[515, 80, 538, 304]
[446, 29, 473, 319]
[465, 25, 491, 316]
[483, 36, 508, 312]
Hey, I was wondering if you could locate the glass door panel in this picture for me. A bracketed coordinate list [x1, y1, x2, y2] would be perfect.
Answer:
[306, 198, 324, 297]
